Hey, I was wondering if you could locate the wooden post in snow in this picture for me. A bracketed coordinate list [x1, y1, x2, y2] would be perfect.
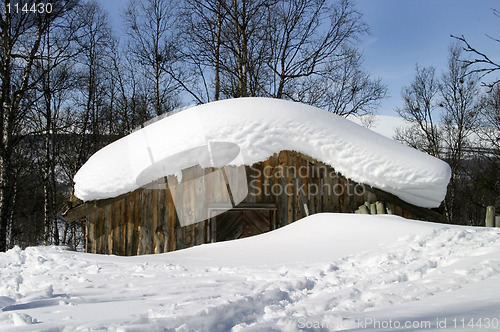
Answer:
[485, 206, 495, 227]
[376, 201, 386, 214]
[359, 205, 370, 214]
[496, 216, 500, 228]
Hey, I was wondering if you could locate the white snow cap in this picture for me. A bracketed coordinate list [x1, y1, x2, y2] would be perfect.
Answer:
[73, 97, 451, 208]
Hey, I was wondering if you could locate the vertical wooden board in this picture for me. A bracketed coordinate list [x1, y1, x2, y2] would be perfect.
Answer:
[330, 172, 340, 213]
[96, 208, 102, 254]
[103, 204, 112, 254]
[393, 204, 403, 217]
[202, 168, 212, 221]
[337, 177, 344, 213]
[402, 208, 413, 219]
[186, 168, 196, 229]
[120, 198, 127, 255]
[195, 221, 205, 246]
[364, 190, 377, 205]
[144, 189, 154, 254]
[110, 200, 117, 255]
[210, 215, 217, 243]
[156, 189, 167, 253]
[175, 219, 186, 250]
[166, 187, 176, 252]
[353, 181, 365, 210]
[277, 151, 288, 227]
[307, 160, 314, 215]
[151, 188, 159, 254]
[86, 213, 96, 253]
[294, 155, 303, 221]
[231, 165, 248, 205]
[308, 162, 319, 215]
[323, 166, 333, 213]
[195, 166, 209, 227]
[111, 200, 122, 255]
[315, 174, 322, 213]
[136, 190, 143, 255]
[137, 189, 148, 255]
[211, 167, 222, 204]
[262, 158, 272, 203]
[205, 220, 210, 243]
[286, 152, 294, 225]
[347, 181, 355, 212]
[125, 194, 135, 256]
[249, 162, 262, 202]
[244, 164, 256, 204]
[133, 190, 142, 255]
[270, 153, 281, 226]
[256, 162, 263, 202]
[95, 208, 103, 254]
[186, 224, 193, 248]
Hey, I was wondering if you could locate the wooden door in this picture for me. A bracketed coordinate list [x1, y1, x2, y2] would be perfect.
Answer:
[215, 210, 271, 242]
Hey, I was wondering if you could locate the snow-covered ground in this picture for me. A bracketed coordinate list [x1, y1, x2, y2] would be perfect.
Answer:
[1, 213, 499, 331]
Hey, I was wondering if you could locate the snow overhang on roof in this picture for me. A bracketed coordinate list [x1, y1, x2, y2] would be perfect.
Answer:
[73, 97, 451, 208]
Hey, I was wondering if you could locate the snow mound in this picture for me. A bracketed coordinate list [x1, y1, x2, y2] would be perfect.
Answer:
[74, 97, 451, 207]
[1, 214, 500, 331]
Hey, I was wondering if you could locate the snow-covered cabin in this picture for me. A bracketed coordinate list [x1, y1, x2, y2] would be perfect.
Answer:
[67, 98, 451, 255]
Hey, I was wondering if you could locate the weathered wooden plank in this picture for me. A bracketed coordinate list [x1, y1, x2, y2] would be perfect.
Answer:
[152, 187, 159, 253]
[133, 190, 141, 255]
[127, 192, 134, 255]
[111, 199, 122, 255]
[294, 154, 303, 220]
[286, 152, 294, 225]
[96, 208, 104, 254]
[104, 204, 112, 254]
[276, 151, 287, 227]
[86, 213, 96, 253]
[167, 187, 177, 252]
[338, 177, 347, 213]
[156, 189, 167, 253]
[138, 189, 152, 255]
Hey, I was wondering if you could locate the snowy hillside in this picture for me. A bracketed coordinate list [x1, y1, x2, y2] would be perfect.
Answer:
[348, 114, 410, 139]
[1, 214, 499, 331]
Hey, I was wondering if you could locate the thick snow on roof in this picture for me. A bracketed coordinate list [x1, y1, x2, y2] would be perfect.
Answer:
[73, 97, 451, 207]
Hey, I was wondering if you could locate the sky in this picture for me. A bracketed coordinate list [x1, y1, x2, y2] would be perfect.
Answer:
[99, 0, 500, 116]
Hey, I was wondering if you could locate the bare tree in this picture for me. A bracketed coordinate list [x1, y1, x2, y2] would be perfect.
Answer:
[267, 0, 368, 99]
[72, 0, 115, 169]
[396, 65, 442, 157]
[452, 9, 500, 89]
[124, 0, 180, 115]
[439, 45, 482, 223]
[396, 45, 483, 224]
[0, 0, 78, 252]
[181, 0, 228, 102]
[290, 47, 386, 116]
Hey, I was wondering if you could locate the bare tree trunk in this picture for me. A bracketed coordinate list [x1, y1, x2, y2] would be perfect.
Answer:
[43, 24, 53, 245]
[214, 0, 222, 101]
[7, 175, 16, 248]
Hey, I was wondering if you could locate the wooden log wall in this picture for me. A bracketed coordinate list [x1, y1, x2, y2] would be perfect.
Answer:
[83, 150, 442, 256]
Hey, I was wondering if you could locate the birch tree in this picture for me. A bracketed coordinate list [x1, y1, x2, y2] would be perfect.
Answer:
[0, 0, 78, 252]
[124, 0, 180, 116]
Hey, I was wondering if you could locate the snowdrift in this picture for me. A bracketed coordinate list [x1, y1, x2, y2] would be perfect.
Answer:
[1, 214, 500, 331]
[74, 98, 451, 208]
